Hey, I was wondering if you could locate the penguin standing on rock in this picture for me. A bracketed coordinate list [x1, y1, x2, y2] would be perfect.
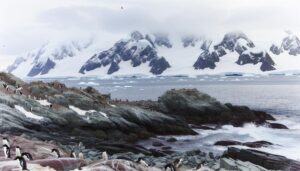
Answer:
[2, 137, 10, 147]
[15, 156, 29, 171]
[51, 149, 61, 158]
[137, 157, 149, 167]
[15, 146, 21, 157]
[70, 150, 76, 158]
[173, 158, 183, 168]
[3, 144, 11, 159]
[22, 152, 33, 161]
[165, 163, 176, 171]
[102, 151, 108, 160]
[78, 151, 84, 160]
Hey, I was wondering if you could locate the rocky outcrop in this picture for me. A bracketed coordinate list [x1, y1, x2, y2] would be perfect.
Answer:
[219, 157, 269, 171]
[224, 147, 300, 171]
[0, 72, 196, 155]
[79, 31, 171, 75]
[157, 89, 275, 126]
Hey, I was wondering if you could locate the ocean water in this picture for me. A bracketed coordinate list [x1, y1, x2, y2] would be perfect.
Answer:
[28, 75, 300, 160]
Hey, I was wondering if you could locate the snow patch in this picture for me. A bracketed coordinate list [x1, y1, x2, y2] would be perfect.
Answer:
[37, 100, 51, 106]
[15, 105, 44, 120]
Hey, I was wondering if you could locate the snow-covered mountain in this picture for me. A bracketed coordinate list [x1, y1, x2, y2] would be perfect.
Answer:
[7, 40, 94, 77]
[270, 32, 300, 56]
[79, 31, 171, 75]
[193, 32, 275, 72]
[6, 31, 300, 78]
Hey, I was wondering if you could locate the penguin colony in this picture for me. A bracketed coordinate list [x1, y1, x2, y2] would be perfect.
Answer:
[1, 137, 110, 171]
[1, 137, 211, 171]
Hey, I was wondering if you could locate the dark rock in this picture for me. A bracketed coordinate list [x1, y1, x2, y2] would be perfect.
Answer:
[267, 122, 289, 129]
[215, 140, 273, 148]
[237, 51, 276, 72]
[158, 88, 274, 126]
[28, 58, 56, 77]
[161, 146, 172, 150]
[215, 140, 242, 146]
[149, 57, 171, 75]
[189, 124, 216, 130]
[224, 147, 300, 171]
[152, 141, 164, 147]
[166, 137, 177, 142]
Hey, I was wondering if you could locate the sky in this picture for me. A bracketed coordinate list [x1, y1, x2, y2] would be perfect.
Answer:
[0, 0, 300, 70]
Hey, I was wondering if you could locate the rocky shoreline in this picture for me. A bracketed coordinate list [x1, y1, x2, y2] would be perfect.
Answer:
[0, 72, 298, 170]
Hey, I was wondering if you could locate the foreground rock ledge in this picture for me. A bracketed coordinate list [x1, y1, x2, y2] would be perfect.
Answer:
[0, 72, 285, 155]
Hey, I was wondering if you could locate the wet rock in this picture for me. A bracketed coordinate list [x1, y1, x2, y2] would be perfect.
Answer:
[166, 137, 177, 142]
[152, 141, 164, 147]
[224, 147, 300, 170]
[190, 124, 216, 130]
[161, 146, 172, 150]
[267, 122, 289, 129]
[219, 158, 269, 171]
[215, 140, 273, 148]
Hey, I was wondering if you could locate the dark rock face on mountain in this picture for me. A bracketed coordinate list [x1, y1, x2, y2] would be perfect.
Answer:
[157, 89, 275, 126]
[79, 31, 171, 75]
[224, 147, 300, 171]
[194, 32, 276, 71]
[270, 33, 300, 56]
[8, 41, 92, 77]
[237, 51, 276, 71]
[28, 58, 56, 77]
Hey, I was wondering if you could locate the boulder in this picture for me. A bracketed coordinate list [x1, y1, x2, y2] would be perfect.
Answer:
[215, 140, 273, 148]
[158, 89, 275, 126]
[224, 147, 300, 170]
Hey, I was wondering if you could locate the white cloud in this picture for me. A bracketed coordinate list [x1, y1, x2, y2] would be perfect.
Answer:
[0, 0, 300, 69]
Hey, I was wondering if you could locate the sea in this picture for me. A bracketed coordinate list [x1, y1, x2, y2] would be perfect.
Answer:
[27, 74, 300, 160]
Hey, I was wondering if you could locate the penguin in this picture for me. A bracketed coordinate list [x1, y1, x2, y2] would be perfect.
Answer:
[78, 151, 84, 160]
[102, 151, 108, 160]
[3, 83, 7, 89]
[49, 104, 53, 108]
[173, 158, 183, 168]
[195, 161, 206, 170]
[15, 146, 21, 157]
[136, 157, 149, 167]
[51, 149, 61, 158]
[15, 156, 29, 171]
[3, 144, 11, 158]
[70, 150, 76, 158]
[164, 163, 176, 171]
[22, 152, 33, 161]
[2, 137, 10, 147]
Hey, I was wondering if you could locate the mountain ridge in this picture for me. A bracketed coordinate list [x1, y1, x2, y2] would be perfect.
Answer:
[6, 31, 300, 78]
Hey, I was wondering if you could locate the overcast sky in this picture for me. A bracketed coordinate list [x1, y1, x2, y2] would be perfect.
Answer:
[0, 0, 300, 69]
